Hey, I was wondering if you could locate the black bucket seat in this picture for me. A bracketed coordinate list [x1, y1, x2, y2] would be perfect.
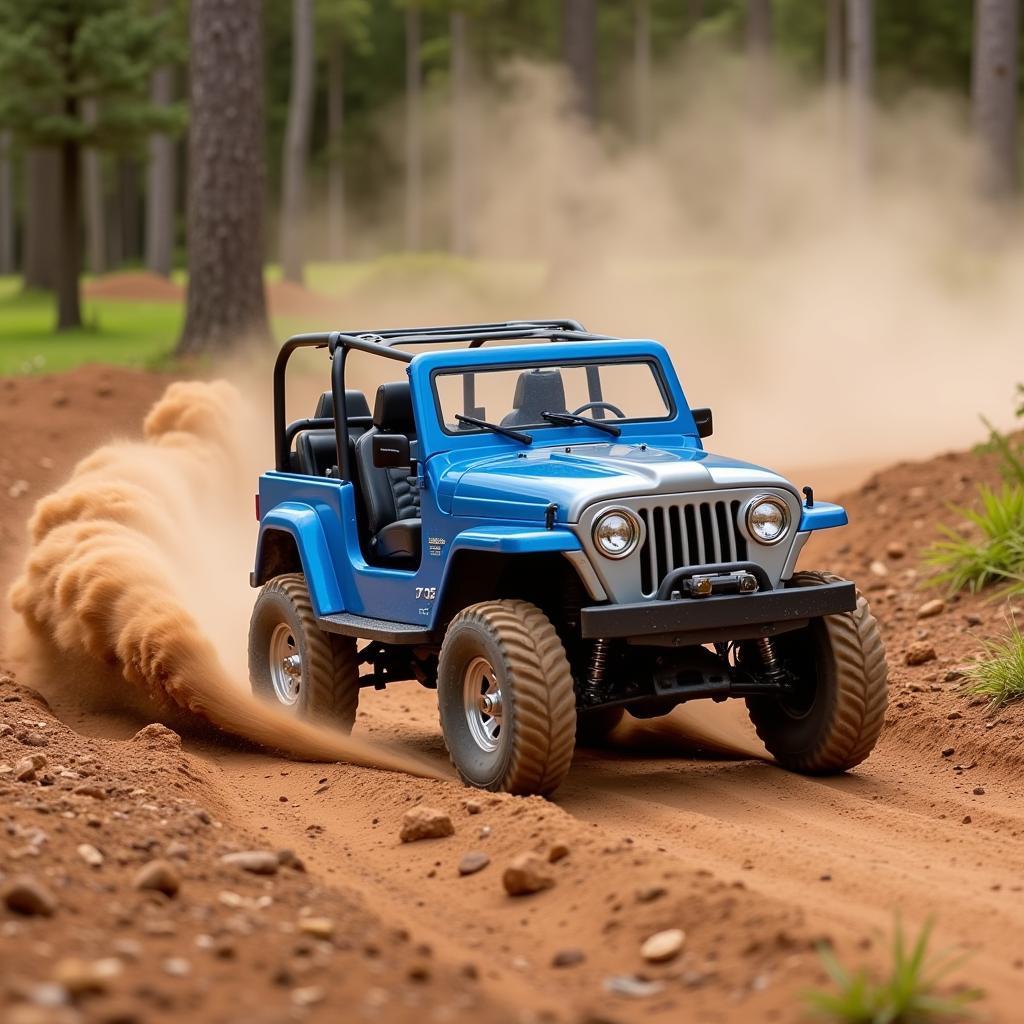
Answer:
[353, 382, 421, 566]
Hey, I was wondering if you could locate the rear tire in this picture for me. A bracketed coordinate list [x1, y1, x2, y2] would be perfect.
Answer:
[437, 600, 577, 796]
[746, 571, 888, 774]
[249, 573, 360, 732]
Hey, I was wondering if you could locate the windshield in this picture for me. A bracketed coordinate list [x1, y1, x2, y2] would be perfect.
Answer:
[433, 359, 672, 434]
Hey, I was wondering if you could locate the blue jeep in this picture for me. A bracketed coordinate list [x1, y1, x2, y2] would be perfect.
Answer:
[249, 320, 888, 796]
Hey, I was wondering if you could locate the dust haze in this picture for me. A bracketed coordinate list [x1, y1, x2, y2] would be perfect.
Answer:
[326, 53, 1021, 491]
[5, 380, 442, 779]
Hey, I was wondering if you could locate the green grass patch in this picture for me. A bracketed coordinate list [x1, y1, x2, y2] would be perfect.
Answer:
[964, 621, 1024, 709]
[806, 918, 981, 1024]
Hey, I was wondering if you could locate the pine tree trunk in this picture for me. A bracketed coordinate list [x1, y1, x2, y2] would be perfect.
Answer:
[23, 148, 59, 291]
[450, 10, 470, 255]
[146, 48, 177, 277]
[562, 0, 598, 123]
[746, 0, 772, 55]
[405, 3, 423, 252]
[846, 0, 873, 175]
[281, 0, 315, 284]
[0, 132, 13, 275]
[83, 99, 106, 275]
[326, 36, 345, 262]
[634, 0, 651, 142]
[825, 0, 844, 84]
[118, 159, 143, 262]
[972, 0, 1020, 198]
[178, 0, 269, 355]
[57, 136, 83, 330]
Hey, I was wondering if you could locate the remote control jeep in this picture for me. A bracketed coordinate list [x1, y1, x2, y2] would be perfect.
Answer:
[249, 320, 888, 795]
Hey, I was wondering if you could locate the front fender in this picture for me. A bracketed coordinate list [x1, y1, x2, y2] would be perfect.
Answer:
[447, 524, 583, 555]
[254, 502, 344, 616]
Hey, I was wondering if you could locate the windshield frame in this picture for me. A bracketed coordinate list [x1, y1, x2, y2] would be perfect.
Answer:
[429, 355, 677, 438]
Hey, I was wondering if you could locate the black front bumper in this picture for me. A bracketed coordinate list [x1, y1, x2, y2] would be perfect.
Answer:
[580, 580, 857, 646]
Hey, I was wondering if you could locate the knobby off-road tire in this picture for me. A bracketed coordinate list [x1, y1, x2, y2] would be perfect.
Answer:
[746, 571, 888, 775]
[249, 573, 360, 733]
[438, 600, 577, 796]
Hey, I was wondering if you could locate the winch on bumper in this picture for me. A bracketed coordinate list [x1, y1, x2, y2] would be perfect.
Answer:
[579, 561, 857, 648]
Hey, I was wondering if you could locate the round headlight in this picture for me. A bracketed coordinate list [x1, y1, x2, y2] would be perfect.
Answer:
[746, 496, 790, 545]
[592, 509, 640, 559]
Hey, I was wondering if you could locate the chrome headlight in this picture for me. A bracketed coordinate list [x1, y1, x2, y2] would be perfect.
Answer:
[592, 508, 641, 559]
[746, 496, 790, 545]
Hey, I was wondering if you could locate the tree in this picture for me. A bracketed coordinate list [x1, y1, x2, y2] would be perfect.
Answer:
[146, 0, 178, 278]
[0, 0, 180, 329]
[0, 131, 12, 275]
[404, 1, 423, 251]
[318, 2, 370, 263]
[633, 0, 652, 143]
[178, 0, 270, 355]
[747, 0, 772, 56]
[562, 0, 598, 123]
[825, 0, 844, 85]
[450, 7, 470, 254]
[972, 0, 1020, 198]
[847, 0, 874, 175]
[22, 149, 59, 290]
[281, 0, 316, 284]
[82, 100, 106, 274]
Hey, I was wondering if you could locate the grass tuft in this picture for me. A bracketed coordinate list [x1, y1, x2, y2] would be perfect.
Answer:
[963, 620, 1024, 710]
[924, 483, 1024, 595]
[806, 917, 981, 1023]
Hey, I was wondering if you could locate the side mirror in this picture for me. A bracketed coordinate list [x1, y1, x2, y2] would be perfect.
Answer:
[372, 433, 412, 469]
[692, 407, 713, 439]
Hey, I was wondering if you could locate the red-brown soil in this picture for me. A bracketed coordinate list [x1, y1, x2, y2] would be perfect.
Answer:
[1, 368, 1022, 1023]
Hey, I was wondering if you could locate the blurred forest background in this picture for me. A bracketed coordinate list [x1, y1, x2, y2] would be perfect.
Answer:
[0, 0, 1021, 381]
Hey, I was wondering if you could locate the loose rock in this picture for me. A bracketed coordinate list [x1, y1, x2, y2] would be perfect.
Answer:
[604, 975, 665, 999]
[641, 928, 685, 963]
[885, 541, 907, 560]
[502, 853, 554, 896]
[221, 850, 280, 875]
[2, 876, 57, 916]
[298, 917, 336, 940]
[77, 843, 104, 868]
[868, 560, 888, 578]
[547, 841, 571, 863]
[54, 957, 121, 998]
[916, 598, 945, 620]
[14, 754, 47, 782]
[457, 851, 490, 876]
[551, 948, 586, 968]
[131, 723, 182, 751]
[400, 806, 454, 843]
[905, 641, 937, 666]
[133, 859, 181, 898]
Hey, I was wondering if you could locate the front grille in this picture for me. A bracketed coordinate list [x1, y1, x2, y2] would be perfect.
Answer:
[637, 500, 748, 597]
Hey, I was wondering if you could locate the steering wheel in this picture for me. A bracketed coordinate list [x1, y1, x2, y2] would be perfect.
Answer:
[571, 401, 627, 419]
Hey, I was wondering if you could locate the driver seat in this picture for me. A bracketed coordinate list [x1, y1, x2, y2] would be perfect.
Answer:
[500, 369, 568, 428]
[353, 382, 421, 567]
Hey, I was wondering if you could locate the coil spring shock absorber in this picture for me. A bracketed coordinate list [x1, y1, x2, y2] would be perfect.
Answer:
[584, 638, 610, 703]
[756, 636, 786, 684]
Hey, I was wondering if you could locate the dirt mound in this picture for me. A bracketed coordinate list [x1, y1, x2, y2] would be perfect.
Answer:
[83, 271, 185, 303]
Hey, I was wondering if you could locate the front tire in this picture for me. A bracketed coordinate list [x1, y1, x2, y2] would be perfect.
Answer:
[249, 573, 360, 732]
[746, 571, 888, 775]
[437, 600, 577, 796]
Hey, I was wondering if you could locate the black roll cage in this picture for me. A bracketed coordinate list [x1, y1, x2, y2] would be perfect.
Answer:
[273, 319, 618, 480]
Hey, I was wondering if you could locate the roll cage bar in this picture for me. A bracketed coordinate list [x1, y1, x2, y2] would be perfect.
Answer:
[273, 319, 619, 480]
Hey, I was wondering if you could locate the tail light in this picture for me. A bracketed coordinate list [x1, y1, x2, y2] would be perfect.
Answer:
[254, 493, 260, 520]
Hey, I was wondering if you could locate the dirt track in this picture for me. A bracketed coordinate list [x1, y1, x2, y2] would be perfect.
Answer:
[2, 368, 1022, 1023]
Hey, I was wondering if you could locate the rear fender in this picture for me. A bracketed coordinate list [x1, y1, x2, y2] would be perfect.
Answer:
[253, 502, 344, 616]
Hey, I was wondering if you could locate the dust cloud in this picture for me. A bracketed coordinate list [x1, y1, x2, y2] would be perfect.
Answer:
[6, 380, 442, 779]
[330, 53, 1021, 491]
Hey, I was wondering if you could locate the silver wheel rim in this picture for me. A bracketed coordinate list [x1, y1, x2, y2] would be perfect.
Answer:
[463, 656, 503, 753]
[269, 622, 302, 706]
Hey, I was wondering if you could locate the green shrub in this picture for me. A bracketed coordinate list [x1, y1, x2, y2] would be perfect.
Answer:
[925, 483, 1024, 595]
[964, 621, 1024, 709]
[806, 918, 981, 1024]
